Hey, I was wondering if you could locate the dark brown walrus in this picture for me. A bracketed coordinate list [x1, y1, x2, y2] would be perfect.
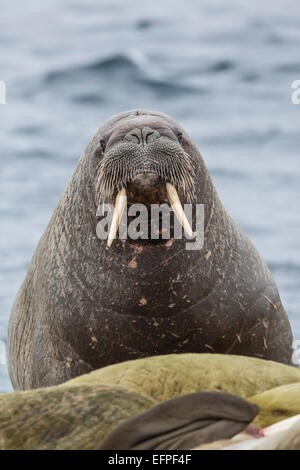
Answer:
[8, 109, 293, 390]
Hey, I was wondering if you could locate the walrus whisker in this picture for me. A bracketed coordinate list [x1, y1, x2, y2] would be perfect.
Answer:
[95, 143, 196, 206]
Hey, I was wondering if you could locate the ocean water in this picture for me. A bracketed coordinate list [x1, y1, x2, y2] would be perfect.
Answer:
[0, 0, 299, 392]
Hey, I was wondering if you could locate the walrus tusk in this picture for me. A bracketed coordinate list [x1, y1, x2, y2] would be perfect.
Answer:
[166, 182, 193, 237]
[107, 188, 127, 247]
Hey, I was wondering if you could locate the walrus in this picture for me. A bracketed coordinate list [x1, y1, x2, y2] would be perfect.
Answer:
[8, 109, 293, 390]
[68, 354, 300, 404]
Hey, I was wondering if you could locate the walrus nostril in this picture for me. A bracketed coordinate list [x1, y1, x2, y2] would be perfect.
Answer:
[125, 127, 160, 145]
[125, 130, 141, 144]
[142, 126, 159, 144]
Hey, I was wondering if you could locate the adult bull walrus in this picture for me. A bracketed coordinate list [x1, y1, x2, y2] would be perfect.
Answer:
[8, 109, 293, 390]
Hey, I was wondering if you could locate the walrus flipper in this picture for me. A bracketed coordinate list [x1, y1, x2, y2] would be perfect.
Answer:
[99, 391, 259, 450]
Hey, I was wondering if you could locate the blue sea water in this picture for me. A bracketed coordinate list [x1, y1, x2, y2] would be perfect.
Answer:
[0, 0, 300, 392]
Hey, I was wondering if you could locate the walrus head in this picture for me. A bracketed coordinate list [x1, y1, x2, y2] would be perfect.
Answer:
[94, 111, 197, 247]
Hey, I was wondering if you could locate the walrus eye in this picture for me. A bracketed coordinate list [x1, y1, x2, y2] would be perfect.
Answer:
[100, 139, 106, 152]
[177, 132, 183, 144]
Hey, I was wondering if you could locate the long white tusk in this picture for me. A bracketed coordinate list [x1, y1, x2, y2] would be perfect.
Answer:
[107, 188, 127, 247]
[166, 182, 193, 237]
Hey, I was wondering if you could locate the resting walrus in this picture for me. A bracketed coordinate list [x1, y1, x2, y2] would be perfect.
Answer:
[8, 109, 293, 390]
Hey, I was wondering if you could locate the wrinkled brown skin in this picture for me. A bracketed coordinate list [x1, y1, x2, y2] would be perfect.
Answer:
[8, 109, 293, 390]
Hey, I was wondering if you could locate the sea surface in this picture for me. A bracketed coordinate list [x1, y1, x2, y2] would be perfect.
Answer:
[0, 0, 300, 392]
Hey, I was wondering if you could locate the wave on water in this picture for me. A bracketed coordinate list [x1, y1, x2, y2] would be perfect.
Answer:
[43, 52, 196, 94]
[207, 59, 235, 73]
[43, 54, 141, 91]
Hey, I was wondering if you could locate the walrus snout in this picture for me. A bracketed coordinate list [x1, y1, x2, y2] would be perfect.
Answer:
[96, 126, 195, 207]
[96, 119, 196, 246]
